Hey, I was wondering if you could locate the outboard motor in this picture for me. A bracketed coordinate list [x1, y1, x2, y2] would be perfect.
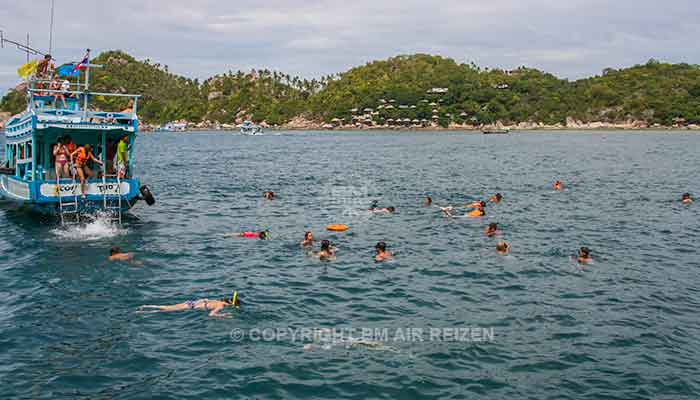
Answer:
[139, 185, 156, 206]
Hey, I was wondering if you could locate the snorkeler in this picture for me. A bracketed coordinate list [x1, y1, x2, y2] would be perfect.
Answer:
[316, 239, 336, 260]
[485, 223, 500, 237]
[108, 246, 134, 261]
[489, 193, 503, 203]
[374, 242, 393, 262]
[496, 241, 510, 255]
[139, 292, 240, 317]
[371, 206, 396, 214]
[263, 191, 275, 200]
[224, 230, 270, 240]
[578, 247, 592, 264]
[553, 181, 563, 190]
[682, 193, 693, 204]
[424, 196, 433, 206]
[301, 231, 314, 247]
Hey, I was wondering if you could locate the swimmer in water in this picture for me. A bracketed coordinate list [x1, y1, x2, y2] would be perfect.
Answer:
[371, 206, 396, 214]
[496, 241, 510, 255]
[139, 292, 240, 317]
[553, 181, 563, 190]
[485, 223, 500, 237]
[109, 246, 134, 262]
[316, 239, 336, 260]
[467, 208, 486, 218]
[489, 193, 503, 203]
[263, 191, 274, 200]
[224, 230, 270, 240]
[466, 200, 487, 210]
[374, 241, 393, 262]
[424, 196, 433, 206]
[301, 231, 314, 247]
[578, 247, 592, 264]
[682, 193, 693, 204]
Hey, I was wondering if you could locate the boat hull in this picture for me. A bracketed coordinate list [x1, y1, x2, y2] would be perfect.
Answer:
[0, 175, 141, 215]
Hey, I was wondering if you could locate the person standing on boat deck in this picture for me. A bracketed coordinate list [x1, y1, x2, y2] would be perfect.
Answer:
[116, 135, 129, 179]
[53, 137, 70, 179]
[70, 144, 103, 198]
[49, 78, 67, 109]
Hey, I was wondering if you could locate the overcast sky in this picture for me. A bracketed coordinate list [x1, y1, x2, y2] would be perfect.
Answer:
[1, 0, 699, 95]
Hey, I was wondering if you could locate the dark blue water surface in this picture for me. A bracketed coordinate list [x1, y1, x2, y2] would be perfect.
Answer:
[1, 131, 699, 399]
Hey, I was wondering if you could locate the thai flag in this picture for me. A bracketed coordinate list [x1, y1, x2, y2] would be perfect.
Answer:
[72, 53, 89, 72]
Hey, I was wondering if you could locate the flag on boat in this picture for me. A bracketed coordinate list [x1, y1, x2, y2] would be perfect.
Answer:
[56, 63, 81, 77]
[17, 60, 39, 78]
[72, 52, 89, 72]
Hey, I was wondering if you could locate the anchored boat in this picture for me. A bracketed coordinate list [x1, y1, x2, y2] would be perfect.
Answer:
[239, 121, 263, 135]
[0, 46, 155, 223]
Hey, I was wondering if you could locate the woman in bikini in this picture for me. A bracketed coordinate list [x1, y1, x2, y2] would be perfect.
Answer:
[53, 137, 70, 179]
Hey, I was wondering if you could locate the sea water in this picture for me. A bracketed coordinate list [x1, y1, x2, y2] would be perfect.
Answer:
[1, 131, 698, 399]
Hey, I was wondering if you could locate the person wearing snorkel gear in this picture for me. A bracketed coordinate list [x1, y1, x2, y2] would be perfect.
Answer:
[439, 206, 484, 218]
[485, 223, 500, 237]
[263, 191, 275, 200]
[224, 230, 270, 239]
[489, 193, 503, 203]
[496, 241, 510, 255]
[139, 292, 241, 317]
[682, 193, 693, 204]
[316, 239, 336, 260]
[374, 242, 393, 262]
[371, 206, 396, 214]
[301, 231, 314, 247]
[108, 246, 134, 262]
[577, 247, 592, 264]
[553, 181, 563, 190]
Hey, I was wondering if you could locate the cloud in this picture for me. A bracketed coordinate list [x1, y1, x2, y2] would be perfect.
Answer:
[2, 0, 700, 95]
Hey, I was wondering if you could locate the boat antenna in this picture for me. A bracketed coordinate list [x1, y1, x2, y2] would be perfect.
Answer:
[0, 30, 46, 57]
[48, 0, 55, 55]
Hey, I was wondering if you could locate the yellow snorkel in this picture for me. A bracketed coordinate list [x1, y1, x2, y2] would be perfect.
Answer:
[232, 291, 239, 308]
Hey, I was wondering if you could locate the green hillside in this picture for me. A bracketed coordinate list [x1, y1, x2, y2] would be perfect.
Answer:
[2, 52, 700, 127]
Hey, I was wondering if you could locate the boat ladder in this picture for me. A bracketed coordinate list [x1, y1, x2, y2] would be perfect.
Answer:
[57, 175, 81, 226]
[102, 173, 123, 224]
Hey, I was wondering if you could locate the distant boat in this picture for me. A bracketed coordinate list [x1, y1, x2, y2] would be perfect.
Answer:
[482, 128, 510, 135]
[240, 121, 263, 135]
[157, 122, 187, 132]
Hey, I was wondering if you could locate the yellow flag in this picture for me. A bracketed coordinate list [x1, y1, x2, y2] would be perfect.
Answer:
[17, 60, 38, 78]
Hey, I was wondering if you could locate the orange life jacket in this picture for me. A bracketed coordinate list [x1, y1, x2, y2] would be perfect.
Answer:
[76, 147, 90, 165]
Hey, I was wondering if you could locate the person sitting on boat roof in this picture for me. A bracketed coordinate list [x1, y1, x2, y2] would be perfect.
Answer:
[53, 136, 70, 179]
[116, 135, 129, 179]
[70, 144, 103, 199]
[49, 78, 67, 109]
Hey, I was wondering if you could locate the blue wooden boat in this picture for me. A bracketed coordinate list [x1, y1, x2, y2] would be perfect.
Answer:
[0, 49, 155, 223]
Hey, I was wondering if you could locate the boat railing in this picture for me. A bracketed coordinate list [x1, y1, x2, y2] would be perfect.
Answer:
[27, 87, 140, 124]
